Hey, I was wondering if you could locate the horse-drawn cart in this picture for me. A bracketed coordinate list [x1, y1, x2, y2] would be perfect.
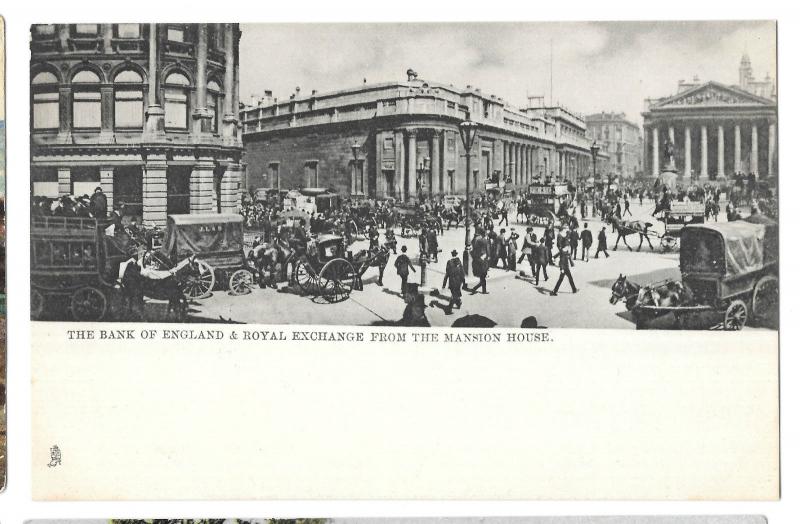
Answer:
[150, 214, 255, 298]
[657, 201, 705, 251]
[612, 217, 778, 330]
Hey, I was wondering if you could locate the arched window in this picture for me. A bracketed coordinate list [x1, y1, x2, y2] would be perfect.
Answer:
[207, 80, 222, 133]
[114, 69, 144, 129]
[71, 69, 101, 130]
[164, 71, 190, 130]
[32, 71, 60, 130]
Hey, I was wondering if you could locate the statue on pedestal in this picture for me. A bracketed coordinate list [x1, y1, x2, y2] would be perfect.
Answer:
[663, 137, 676, 172]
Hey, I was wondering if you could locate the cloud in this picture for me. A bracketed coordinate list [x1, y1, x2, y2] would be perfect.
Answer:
[240, 21, 776, 125]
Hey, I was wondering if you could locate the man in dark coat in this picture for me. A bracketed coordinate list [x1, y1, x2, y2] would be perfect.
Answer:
[442, 250, 466, 312]
[551, 246, 577, 295]
[399, 283, 430, 327]
[394, 245, 415, 295]
[580, 222, 593, 261]
[568, 227, 580, 260]
[595, 226, 610, 258]
[496, 228, 509, 269]
[506, 228, 518, 272]
[469, 231, 489, 294]
[426, 227, 439, 262]
[544, 223, 556, 264]
[533, 237, 549, 285]
[89, 186, 108, 218]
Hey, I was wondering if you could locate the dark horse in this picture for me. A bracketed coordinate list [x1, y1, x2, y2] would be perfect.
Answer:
[351, 245, 391, 288]
[610, 274, 642, 310]
[119, 256, 197, 320]
[608, 217, 655, 251]
[247, 238, 293, 288]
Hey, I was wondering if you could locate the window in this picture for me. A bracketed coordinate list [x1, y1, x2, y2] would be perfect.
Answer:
[32, 71, 60, 130]
[73, 24, 99, 36]
[447, 137, 456, 151]
[167, 26, 185, 42]
[269, 162, 280, 189]
[383, 136, 394, 151]
[305, 161, 319, 187]
[32, 24, 56, 39]
[206, 79, 222, 133]
[71, 70, 101, 130]
[114, 69, 144, 129]
[164, 72, 190, 130]
[115, 24, 141, 38]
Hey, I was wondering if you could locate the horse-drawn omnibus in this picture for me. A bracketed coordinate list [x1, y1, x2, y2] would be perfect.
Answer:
[283, 188, 340, 216]
[658, 201, 706, 251]
[524, 180, 571, 226]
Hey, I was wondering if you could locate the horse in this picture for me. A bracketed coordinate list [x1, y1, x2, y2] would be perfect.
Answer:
[610, 274, 641, 310]
[118, 256, 197, 320]
[441, 207, 463, 230]
[247, 237, 293, 288]
[352, 245, 391, 288]
[607, 217, 655, 251]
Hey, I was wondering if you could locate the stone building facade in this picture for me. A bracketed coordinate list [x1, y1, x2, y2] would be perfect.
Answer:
[585, 112, 643, 180]
[240, 72, 594, 202]
[30, 23, 244, 226]
[641, 55, 777, 183]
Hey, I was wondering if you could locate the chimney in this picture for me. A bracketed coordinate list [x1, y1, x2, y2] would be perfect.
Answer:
[263, 89, 273, 98]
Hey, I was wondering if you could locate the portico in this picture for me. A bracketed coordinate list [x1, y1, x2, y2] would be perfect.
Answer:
[642, 81, 777, 183]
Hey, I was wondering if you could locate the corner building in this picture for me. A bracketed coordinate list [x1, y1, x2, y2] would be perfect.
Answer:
[30, 23, 244, 226]
[241, 72, 594, 202]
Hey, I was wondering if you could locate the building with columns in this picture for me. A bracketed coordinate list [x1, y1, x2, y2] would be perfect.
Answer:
[30, 23, 244, 226]
[585, 112, 643, 180]
[642, 55, 777, 184]
[240, 71, 595, 202]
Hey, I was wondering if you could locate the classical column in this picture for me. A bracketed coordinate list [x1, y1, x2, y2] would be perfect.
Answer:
[193, 24, 212, 136]
[407, 129, 417, 200]
[734, 124, 741, 173]
[717, 125, 725, 179]
[768, 121, 776, 177]
[700, 125, 708, 180]
[683, 126, 692, 178]
[652, 126, 659, 175]
[143, 155, 168, 227]
[431, 130, 441, 196]
[57, 167, 71, 196]
[520, 145, 527, 186]
[222, 23, 238, 142]
[503, 142, 509, 183]
[145, 23, 165, 136]
[190, 158, 215, 214]
[394, 130, 405, 200]
[100, 167, 114, 210]
[375, 132, 384, 198]
[750, 123, 759, 176]
[220, 163, 243, 213]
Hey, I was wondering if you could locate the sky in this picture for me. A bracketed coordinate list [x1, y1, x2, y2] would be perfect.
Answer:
[240, 20, 776, 126]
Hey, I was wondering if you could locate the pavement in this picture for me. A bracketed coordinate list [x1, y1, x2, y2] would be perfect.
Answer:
[181, 200, 691, 329]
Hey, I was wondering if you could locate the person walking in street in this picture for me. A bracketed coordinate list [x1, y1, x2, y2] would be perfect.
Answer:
[496, 228, 509, 269]
[442, 249, 466, 312]
[469, 231, 489, 294]
[623, 197, 632, 217]
[394, 245, 415, 296]
[544, 223, 556, 265]
[506, 228, 518, 272]
[580, 222, 593, 261]
[519, 227, 536, 266]
[426, 227, 439, 263]
[499, 203, 509, 226]
[595, 226, 610, 258]
[551, 246, 578, 295]
[487, 226, 499, 268]
[89, 186, 108, 219]
[533, 237, 549, 285]
[568, 226, 579, 260]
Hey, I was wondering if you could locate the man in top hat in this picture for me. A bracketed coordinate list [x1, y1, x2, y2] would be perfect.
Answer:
[551, 246, 578, 295]
[442, 249, 466, 312]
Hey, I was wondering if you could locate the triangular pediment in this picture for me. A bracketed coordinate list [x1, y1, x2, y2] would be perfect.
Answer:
[653, 81, 775, 109]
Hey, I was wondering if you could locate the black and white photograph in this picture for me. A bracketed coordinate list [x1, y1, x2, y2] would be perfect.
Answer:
[29, 21, 778, 329]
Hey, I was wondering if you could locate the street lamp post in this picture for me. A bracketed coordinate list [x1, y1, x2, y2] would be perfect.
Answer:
[459, 118, 479, 276]
[590, 140, 600, 208]
[351, 142, 361, 198]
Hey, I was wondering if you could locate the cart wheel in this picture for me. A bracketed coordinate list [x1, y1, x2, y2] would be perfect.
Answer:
[70, 286, 108, 321]
[293, 260, 316, 294]
[183, 259, 216, 299]
[31, 288, 45, 320]
[723, 299, 748, 331]
[319, 258, 356, 303]
[751, 275, 778, 323]
[660, 235, 677, 251]
[228, 269, 254, 296]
